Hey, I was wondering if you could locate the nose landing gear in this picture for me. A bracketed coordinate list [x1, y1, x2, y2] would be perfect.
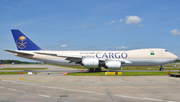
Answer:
[159, 65, 163, 71]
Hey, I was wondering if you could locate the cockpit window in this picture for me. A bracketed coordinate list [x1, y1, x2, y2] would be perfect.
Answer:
[165, 50, 168, 52]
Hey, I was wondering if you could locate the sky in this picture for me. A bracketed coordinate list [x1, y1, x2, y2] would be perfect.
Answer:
[1, 0, 180, 62]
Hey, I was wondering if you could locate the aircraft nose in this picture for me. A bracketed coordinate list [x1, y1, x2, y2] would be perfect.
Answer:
[172, 54, 178, 60]
[168, 54, 178, 63]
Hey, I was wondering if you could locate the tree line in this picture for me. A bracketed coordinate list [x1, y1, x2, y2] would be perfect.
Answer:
[0, 60, 42, 64]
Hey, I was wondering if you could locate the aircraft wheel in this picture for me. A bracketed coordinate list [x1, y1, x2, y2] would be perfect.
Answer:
[95, 68, 98, 72]
[159, 68, 163, 71]
[88, 68, 93, 72]
[95, 66, 102, 72]
[88, 68, 94, 72]
[159, 65, 163, 71]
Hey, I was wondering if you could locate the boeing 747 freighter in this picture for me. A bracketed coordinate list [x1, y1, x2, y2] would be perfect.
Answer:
[5, 30, 178, 72]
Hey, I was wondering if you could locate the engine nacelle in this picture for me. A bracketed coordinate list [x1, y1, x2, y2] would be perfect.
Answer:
[105, 61, 121, 69]
[82, 58, 99, 68]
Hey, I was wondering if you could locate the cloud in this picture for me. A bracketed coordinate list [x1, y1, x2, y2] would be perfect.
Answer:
[138, 24, 146, 27]
[114, 28, 121, 31]
[126, 16, 142, 24]
[170, 29, 180, 35]
[116, 46, 128, 49]
[60, 45, 67, 47]
[120, 19, 123, 22]
[104, 20, 115, 25]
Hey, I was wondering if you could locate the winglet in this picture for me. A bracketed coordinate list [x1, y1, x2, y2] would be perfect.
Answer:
[11, 29, 42, 50]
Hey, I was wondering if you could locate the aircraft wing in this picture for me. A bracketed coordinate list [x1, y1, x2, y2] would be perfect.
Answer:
[35, 52, 82, 59]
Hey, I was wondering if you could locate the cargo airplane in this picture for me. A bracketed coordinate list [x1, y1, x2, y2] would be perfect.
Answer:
[5, 29, 178, 72]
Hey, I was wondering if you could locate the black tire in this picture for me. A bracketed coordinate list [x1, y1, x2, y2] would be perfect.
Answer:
[159, 68, 163, 71]
[88, 68, 91, 72]
[88, 68, 94, 72]
[95, 68, 98, 72]
[90, 68, 94, 72]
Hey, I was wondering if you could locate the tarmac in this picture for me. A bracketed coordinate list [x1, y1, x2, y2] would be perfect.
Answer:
[0, 64, 180, 102]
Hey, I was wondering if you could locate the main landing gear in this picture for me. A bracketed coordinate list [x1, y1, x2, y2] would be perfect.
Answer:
[159, 65, 163, 71]
[88, 68, 102, 72]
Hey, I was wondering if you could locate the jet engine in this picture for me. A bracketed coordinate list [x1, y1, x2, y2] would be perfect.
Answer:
[82, 58, 99, 68]
[105, 61, 121, 69]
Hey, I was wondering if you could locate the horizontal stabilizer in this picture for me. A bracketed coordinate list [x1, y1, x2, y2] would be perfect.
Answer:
[4, 50, 33, 56]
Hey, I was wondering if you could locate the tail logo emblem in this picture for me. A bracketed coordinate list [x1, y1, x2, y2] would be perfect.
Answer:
[16, 36, 27, 49]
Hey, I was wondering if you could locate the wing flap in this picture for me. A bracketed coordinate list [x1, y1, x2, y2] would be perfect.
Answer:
[35, 52, 57, 56]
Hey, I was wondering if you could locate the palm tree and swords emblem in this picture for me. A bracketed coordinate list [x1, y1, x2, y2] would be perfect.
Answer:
[16, 36, 27, 49]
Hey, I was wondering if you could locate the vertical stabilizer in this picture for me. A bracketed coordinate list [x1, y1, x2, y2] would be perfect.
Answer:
[11, 29, 42, 50]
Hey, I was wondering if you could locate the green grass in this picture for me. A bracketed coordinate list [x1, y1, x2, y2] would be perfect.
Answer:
[121, 72, 177, 76]
[67, 72, 106, 76]
[121, 66, 180, 70]
[0, 72, 28, 75]
[67, 71, 178, 76]
[54, 65, 87, 69]
[57, 64, 180, 70]
[0, 68, 48, 70]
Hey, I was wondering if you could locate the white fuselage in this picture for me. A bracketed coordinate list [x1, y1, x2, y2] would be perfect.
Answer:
[14, 48, 178, 67]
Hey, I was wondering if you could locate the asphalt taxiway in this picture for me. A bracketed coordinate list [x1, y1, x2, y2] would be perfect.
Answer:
[0, 64, 179, 73]
[0, 64, 180, 102]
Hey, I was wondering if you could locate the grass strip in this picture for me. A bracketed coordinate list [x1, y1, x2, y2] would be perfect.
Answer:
[67, 71, 178, 76]
[121, 66, 180, 70]
[0, 68, 48, 70]
[0, 72, 28, 75]
[121, 72, 177, 76]
[57, 65, 180, 70]
[53, 65, 87, 69]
